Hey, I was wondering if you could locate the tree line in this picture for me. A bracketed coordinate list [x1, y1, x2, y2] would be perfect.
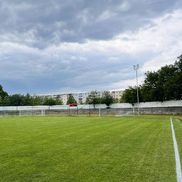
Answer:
[0, 90, 63, 106]
[0, 87, 115, 107]
[121, 55, 182, 104]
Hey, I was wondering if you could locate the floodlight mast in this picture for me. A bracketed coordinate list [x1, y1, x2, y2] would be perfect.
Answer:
[133, 64, 140, 115]
[99, 92, 101, 117]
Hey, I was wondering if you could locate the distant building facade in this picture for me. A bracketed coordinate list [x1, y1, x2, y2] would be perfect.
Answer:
[39, 90, 123, 105]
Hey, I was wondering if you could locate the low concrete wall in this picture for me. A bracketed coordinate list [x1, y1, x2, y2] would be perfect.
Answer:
[139, 107, 182, 115]
[0, 100, 181, 116]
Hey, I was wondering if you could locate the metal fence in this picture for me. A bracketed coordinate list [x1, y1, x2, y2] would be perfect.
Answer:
[0, 108, 135, 117]
[0, 100, 182, 116]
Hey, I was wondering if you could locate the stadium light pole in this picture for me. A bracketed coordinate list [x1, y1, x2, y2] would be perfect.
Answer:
[99, 91, 101, 117]
[133, 64, 140, 115]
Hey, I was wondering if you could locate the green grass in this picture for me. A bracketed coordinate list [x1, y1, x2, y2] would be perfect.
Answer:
[0, 116, 178, 182]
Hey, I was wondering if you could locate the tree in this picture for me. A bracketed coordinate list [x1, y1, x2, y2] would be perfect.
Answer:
[141, 58, 182, 101]
[86, 91, 100, 108]
[121, 87, 142, 104]
[101, 91, 114, 108]
[32, 96, 44, 106]
[23, 94, 33, 105]
[43, 98, 57, 106]
[0, 85, 8, 106]
[67, 94, 77, 104]
[172, 55, 182, 100]
[122, 55, 182, 102]
[8, 94, 24, 106]
[141, 71, 163, 101]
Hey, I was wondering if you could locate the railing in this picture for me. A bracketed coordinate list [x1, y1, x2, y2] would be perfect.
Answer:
[0, 100, 181, 116]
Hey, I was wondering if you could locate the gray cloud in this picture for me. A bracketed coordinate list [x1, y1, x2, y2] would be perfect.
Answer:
[0, 0, 181, 45]
[0, 0, 182, 94]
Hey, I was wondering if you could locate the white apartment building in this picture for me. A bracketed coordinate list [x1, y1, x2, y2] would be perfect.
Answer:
[40, 90, 123, 105]
[110, 90, 123, 101]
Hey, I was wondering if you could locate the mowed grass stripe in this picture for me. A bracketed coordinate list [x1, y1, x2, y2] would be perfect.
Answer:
[0, 117, 138, 148]
[0, 116, 145, 162]
[0, 116, 176, 182]
[0, 116, 145, 147]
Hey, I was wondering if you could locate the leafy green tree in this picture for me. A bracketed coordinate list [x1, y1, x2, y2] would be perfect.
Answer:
[0, 85, 8, 105]
[23, 94, 33, 105]
[172, 55, 182, 100]
[55, 98, 63, 105]
[159, 65, 178, 100]
[86, 91, 100, 108]
[101, 91, 114, 108]
[4, 94, 62, 106]
[123, 55, 182, 102]
[141, 71, 163, 101]
[32, 96, 44, 106]
[142, 57, 182, 101]
[67, 94, 77, 104]
[121, 87, 142, 104]
[43, 98, 57, 106]
[113, 98, 119, 103]
[1, 96, 10, 106]
[8, 94, 24, 106]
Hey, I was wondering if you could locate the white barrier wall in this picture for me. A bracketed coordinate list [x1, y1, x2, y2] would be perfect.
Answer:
[0, 100, 181, 111]
[136, 100, 182, 108]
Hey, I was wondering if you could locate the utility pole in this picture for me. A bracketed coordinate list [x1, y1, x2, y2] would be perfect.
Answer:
[133, 64, 140, 115]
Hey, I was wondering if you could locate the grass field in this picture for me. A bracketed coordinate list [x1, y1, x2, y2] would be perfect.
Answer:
[0, 115, 180, 182]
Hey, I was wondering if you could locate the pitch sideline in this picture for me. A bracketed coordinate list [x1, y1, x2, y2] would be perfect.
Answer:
[170, 117, 182, 182]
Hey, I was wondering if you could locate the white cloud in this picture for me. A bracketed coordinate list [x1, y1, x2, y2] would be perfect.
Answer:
[46, 9, 181, 55]
[52, 9, 182, 72]
[97, 1, 130, 22]
[97, 10, 117, 22]
[117, 1, 130, 12]
[45, 8, 182, 87]
[0, 8, 182, 93]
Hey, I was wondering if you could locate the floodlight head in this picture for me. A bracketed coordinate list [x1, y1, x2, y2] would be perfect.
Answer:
[133, 64, 139, 70]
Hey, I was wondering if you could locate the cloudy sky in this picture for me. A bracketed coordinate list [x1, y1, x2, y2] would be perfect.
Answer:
[0, 0, 182, 94]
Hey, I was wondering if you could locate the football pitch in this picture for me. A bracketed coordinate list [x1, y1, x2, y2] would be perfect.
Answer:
[0, 116, 181, 182]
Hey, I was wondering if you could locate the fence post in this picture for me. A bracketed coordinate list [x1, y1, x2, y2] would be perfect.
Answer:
[99, 107, 101, 117]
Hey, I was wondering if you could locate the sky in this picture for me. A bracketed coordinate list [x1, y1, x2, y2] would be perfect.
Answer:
[0, 0, 182, 94]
